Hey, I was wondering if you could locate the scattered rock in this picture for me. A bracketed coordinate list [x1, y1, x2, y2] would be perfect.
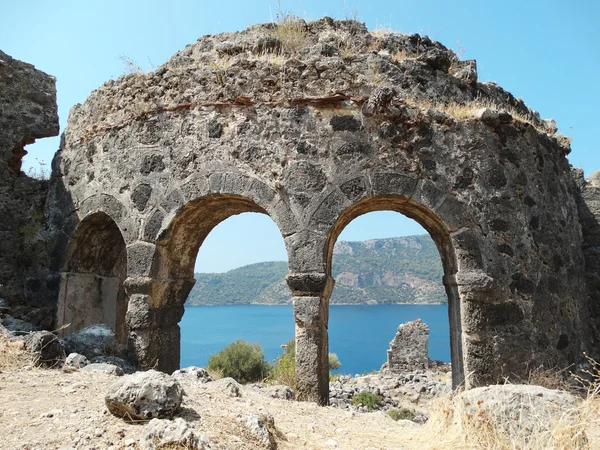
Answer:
[64, 353, 89, 369]
[24, 331, 65, 367]
[211, 377, 241, 398]
[139, 418, 212, 450]
[82, 363, 124, 376]
[91, 356, 136, 374]
[61, 324, 123, 360]
[256, 384, 295, 400]
[1, 314, 40, 336]
[105, 370, 184, 421]
[238, 414, 277, 450]
[171, 366, 214, 384]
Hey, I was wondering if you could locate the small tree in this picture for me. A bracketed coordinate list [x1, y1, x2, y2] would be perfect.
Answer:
[207, 340, 271, 384]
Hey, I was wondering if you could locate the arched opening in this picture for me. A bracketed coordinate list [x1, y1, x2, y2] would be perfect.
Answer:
[329, 211, 450, 373]
[57, 212, 128, 342]
[150, 194, 292, 372]
[326, 196, 464, 388]
[180, 211, 290, 369]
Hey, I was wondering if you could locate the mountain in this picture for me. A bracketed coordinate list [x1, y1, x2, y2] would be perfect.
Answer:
[186, 235, 446, 305]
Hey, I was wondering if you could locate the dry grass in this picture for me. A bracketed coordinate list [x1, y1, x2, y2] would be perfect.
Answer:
[0, 332, 31, 371]
[271, 10, 306, 54]
[421, 362, 600, 450]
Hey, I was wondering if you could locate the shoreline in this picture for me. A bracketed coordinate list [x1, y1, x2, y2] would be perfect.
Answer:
[185, 302, 447, 307]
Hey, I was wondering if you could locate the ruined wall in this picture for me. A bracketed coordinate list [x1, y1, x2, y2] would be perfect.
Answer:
[46, 18, 593, 403]
[574, 169, 600, 355]
[0, 50, 59, 327]
[385, 319, 430, 373]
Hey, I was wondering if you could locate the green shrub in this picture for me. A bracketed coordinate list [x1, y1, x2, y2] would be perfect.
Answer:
[387, 408, 416, 421]
[270, 338, 343, 389]
[328, 352, 341, 371]
[207, 340, 271, 384]
[352, 391, 381, 410]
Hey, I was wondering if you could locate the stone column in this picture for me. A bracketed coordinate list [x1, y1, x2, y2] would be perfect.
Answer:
[286, 273, 334, 405]
[123, 276, 195, 373]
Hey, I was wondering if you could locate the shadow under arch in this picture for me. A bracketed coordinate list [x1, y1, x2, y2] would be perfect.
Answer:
[57, 211, 128, 343]
[325, 195, 464, 388]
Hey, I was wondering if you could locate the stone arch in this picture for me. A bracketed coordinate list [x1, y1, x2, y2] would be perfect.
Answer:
[325, 196, 465, 388]
[123, 176, 298, 372]
[286, 171, 482, 403]
[57, 210, 128, 343]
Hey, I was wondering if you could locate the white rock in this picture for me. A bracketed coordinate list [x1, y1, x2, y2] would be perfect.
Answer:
[105, 370, 184, 421]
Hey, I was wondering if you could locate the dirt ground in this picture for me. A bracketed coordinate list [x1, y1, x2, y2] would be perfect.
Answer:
[0, 366, 441, 450]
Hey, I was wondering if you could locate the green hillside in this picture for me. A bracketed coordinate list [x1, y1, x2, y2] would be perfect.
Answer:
[186, 235, 446, 305]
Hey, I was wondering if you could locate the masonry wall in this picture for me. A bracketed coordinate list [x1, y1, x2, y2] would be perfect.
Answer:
[0, 50, 59, 327]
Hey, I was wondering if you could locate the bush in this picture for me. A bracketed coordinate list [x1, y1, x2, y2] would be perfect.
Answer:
[270, 338, 343, 389]
[387, 408, 416, 421]
[207, 340, 271, 384]
[328, 352, 341, 371]
[352, 391, 381, 410]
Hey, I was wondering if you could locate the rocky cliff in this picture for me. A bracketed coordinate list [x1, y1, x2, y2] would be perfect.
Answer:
[187, 235, 445, 305]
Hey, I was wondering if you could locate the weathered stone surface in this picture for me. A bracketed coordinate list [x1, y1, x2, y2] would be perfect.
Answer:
[24, 330, 65, 367]
[0, 314, 40, 335]
[105, 370, 184, 421]
[385, 320, 430, 373]
[237, 414, 277, 450]
[456, 385, 581, 447]
[0, 51, 59, 328]
[171, 366, 214, 384]
[64, 352, 89, 369]
[139, 418, 212, 450]
[211, 377, 241, 398]
[91, 356, 136, 374]
[81, 362, 124, 376]
[60, 324, 123, 360]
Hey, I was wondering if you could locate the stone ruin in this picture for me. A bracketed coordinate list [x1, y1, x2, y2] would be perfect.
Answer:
[384, 319, 431, 373]
[2, 18, 600, 405]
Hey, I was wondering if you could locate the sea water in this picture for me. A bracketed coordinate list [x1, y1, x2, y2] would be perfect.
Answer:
[180, 304, 450, 375]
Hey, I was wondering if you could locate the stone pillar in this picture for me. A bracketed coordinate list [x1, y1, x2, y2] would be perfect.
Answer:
[123, 276, 195, 373]
[286, 273, 333, 405]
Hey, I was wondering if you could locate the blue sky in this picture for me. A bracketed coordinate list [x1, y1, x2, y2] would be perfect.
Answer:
[2, 1, 598, 272]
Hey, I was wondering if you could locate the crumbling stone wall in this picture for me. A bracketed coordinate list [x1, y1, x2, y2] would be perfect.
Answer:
[0, 50, 59, 327]
[385, 319, 430, 373]
[574, 170, 600, 354]
[45, 18, 593, 404]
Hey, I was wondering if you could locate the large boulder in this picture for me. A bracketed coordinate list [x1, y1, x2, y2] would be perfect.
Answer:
[105, 370, 184, 421]
[60, 324, 123, 360]
[454, 384, 585, 448]
[24, 331, 65, 367]
[139, 418, 213, 450]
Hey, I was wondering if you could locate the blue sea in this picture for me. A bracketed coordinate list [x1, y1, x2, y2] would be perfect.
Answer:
[180, 304, 450, 375]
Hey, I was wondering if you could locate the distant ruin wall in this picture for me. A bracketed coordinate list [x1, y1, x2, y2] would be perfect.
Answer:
[384, 319, 430, 373]
[0, 50, 59, 327]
